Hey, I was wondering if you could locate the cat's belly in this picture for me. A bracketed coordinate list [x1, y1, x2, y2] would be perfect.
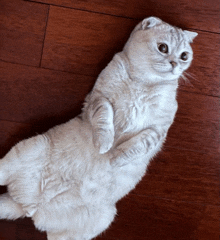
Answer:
[38, 117, 112, 205]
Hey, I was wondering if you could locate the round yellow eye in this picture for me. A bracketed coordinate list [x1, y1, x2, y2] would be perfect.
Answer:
[181, 52, 188, 61]
[158, 43, 168, 53]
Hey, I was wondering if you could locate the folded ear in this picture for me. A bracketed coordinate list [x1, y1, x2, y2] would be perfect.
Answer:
[184, 30, 198, 43]
[141, 17, 162, 30]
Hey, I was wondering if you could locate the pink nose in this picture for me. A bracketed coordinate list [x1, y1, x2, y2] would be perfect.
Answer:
[170, 61, 177, 68]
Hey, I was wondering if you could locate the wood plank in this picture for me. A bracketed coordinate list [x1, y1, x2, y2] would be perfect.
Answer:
[0, 61, 95, 125]
[166, 90, 219, 154]
[0, 220, 17, 240]
[28, 0, 219, 33]
[99, 195, 220, 240]
[1, 121, 218, 206]
[133, 148, 219, 205]
[0, 218, 46, 240]
[167, 116, 219, 154]
[42, 7, 219, 97]
[193, 205, 220, 240]
[41, 6, 136, 76]
[0, 196, 218, 240]
[179, 31, 220, 97]
[0, 218, 115, 240]
[0, 0, 49, 67]
[1, 1, 219, 239]
[0, 120, 33, 158]
[0, 113, 218, 206]
[0, 61, 219, 155]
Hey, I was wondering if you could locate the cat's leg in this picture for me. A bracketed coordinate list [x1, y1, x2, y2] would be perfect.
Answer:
[112, 126, 167, 166]
[89, 97, 115, 154]
[0, 135, 48, 185]
[46, 204, 116, 240]
[0, 193, 25, 220]
[34, 191, 116, 240]
[0, 149, 16, 185]
[0, 135, 48, 218]
[80, 204, 116, 240]
[33, 202, 116, 237]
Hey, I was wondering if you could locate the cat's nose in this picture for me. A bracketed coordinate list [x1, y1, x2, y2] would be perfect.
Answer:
[170, 61, 177, 68]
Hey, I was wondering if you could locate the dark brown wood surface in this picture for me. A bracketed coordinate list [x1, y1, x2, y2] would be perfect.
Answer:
[28, 0, 219, 33]
[0, 0, 219, 239]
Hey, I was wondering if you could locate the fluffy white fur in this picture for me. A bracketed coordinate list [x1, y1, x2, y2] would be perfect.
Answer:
[0, 17, 197, 240]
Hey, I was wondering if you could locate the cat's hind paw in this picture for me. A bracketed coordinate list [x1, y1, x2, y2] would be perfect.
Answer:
[0, 193, 25, 220]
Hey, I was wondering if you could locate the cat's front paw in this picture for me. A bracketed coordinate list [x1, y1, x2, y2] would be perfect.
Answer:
[93, 128, 114, 154]
[110, 148, 130, 167]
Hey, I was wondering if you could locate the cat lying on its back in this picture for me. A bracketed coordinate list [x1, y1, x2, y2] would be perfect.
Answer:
[0, 17, 197, 240]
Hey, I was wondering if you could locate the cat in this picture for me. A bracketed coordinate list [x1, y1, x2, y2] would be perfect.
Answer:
[0, 17, 197, 240]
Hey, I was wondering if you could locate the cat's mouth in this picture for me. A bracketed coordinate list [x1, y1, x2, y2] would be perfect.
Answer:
[153, 65, 180, 77]
[172, 67, 180, 75]
[153, 62, 171, 73]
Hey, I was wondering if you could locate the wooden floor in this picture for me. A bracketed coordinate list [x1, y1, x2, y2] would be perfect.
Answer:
[0, 0, 219, 239]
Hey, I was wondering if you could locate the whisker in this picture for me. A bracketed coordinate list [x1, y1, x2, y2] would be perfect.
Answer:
[180, 71, 204, 92]
[184, 71, 198, 81]
[179, 72, 194, 87]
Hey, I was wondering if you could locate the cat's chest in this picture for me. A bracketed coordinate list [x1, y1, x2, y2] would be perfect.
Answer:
[113, 88, 160, 133]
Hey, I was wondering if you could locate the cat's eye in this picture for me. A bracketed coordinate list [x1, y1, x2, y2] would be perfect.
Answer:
[180, 52, 188, 61]
[158, 43, 168, 54]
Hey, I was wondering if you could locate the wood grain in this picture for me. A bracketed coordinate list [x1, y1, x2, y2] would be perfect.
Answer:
[0, 220, 17, 240]
[134, 148, 219, 205]
[0, 197, 218, 240]
[41, 7, 219, 97]
[41, 6, 137, 76]
[97, 195, 220, 240]
[0, 0, 49, 67]
[0, 120, 34, 158]
[1, 61, 219, 156]
[0, 0, 219, 239]
[167, 90, 219, 154]
[193, 205, 220, 240]
[28, 0, 220, 33]
[0, 61, 95, 125]
[0, 218, 46, 240]
[179, 31, 220, 97]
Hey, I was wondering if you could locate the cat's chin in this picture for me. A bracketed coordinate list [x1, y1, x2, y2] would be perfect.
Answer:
[151, 66, 179, 81]
[155, 70, 180, 81]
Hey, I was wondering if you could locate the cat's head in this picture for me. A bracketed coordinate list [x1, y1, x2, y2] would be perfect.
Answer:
[123, 17, 198, 82]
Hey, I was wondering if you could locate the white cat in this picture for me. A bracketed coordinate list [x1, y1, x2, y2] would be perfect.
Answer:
[0, 17, 197, 240]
